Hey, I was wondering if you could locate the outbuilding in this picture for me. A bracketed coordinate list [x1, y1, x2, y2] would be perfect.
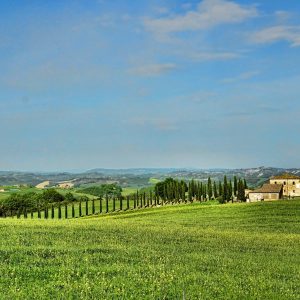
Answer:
[248, 184, 283, 202]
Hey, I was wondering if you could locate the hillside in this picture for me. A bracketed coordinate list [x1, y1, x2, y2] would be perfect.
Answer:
[1, 166, 300, 188]
[0, 200, 299, 299]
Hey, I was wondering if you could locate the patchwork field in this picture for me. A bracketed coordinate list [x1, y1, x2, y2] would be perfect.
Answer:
[0, 200, 299, 299]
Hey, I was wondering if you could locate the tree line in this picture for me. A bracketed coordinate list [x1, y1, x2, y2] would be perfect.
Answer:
[0, 177, 248, 218]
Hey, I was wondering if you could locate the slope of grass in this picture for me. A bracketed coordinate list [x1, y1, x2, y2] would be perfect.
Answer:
[0, 200, 299, 299]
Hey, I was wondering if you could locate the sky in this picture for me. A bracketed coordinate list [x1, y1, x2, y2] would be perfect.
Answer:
[0, 0, 300, 171]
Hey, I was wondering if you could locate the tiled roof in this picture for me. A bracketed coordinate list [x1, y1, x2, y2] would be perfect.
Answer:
[249, 184, 283, 194]
[271, 173, 300, 180]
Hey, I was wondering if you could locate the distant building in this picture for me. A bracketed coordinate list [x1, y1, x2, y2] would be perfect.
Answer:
[270, 173, 300, 198]
[248, 184, 283, 202]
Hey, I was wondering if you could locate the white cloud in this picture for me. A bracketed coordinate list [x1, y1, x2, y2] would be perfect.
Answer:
[129, 117, 178, 131]
[128, 63, 176, 76]
[189, 51, 240, 61]
[250, 25, 300, 47]
[222, 70, 260, 83]
[144, 0, 257, 35]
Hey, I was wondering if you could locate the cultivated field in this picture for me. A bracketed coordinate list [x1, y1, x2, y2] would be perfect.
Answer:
[0, 200, 299, 299]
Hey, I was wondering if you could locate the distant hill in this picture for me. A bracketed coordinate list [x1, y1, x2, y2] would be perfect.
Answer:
[0, 167, 299, 188]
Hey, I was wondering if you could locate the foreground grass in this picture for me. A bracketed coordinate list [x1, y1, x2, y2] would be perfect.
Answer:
[0, 200, 299, 299]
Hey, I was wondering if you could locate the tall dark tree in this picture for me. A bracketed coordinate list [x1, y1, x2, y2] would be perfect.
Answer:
[218, 181, 223, 197]
[92, 199, 95, 214]
[228, 180, 233, 202]
[79, 201, 82, 217]
[222, 176, 228, 203]
[72, 203, 75, 218]
[213, 181, 218, 198]
[106, 194, 109, 213]
[51, 205, 55, 219]
[99, 197, 103, 213]
[65, 204, 68, 219]
[207, 177, 213, 200]
[233, 176, 238, 196]
[237, 179, 246, 202]
[58, 204, 62, 219]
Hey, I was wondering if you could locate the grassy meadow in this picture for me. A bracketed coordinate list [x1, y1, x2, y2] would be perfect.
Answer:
[0, 200, 299, 299]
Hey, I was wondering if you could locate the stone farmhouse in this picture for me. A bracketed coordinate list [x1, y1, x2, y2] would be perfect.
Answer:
[269, 173, 300, 198]
[248, 173, 300, 202]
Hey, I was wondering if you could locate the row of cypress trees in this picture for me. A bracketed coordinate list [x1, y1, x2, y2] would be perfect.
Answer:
[8, 176, 248, 219]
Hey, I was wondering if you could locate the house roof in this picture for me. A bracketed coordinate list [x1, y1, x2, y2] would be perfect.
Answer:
[249, 184, 283, 194]
[271, 173, 300, 180]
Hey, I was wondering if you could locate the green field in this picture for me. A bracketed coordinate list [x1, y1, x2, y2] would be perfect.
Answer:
[0, 200, 299, 299]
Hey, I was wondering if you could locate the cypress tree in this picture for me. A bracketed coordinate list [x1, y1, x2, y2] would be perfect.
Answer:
[112, 197, 115, 212]
[44, 206, 48, 219]
[207, 177, 213, 200]
[134, 194, 136, 209]
[233, 176, 238, 196]
[188, 182, 192, 202]
[213, 181, 218, 198]
[17, 210, 21, 219]
[106, 194, 109, 213]
[92, 199, 95, 214]
[228, 180, 233, 202]
[58, 204, 62, 219]
[85, 199, 89, 215]
[79, 201, 82, 217]
[100, 197, 103, 213]
[24, 208, 27, 219]
[51, 205, 55, 219]
[38, 207, 41, 219]
[120, 197, 123, 211]
[31, 210, 34, 219]
[237, 179, 246, 202]
[72, 203, 75, 218]
[65, 204, 68, 219]
[243, 179, 248, 189]
[127, 196, 130, 210]
[222, 176, 228, 203]
[218, 181, 223, 197]
[150, 191, 153, 206]
[136, 190, 139, 208]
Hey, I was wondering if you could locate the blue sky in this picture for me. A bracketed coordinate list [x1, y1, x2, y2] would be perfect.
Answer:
[0, 0, 300, 171]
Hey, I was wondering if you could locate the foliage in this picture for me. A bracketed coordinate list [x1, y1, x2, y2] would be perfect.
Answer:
[78, 184, 122, 198]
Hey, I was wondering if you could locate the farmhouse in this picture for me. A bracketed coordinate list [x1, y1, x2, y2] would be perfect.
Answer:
[269, 173, 300, 198]
[248, 184, 283, 202]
